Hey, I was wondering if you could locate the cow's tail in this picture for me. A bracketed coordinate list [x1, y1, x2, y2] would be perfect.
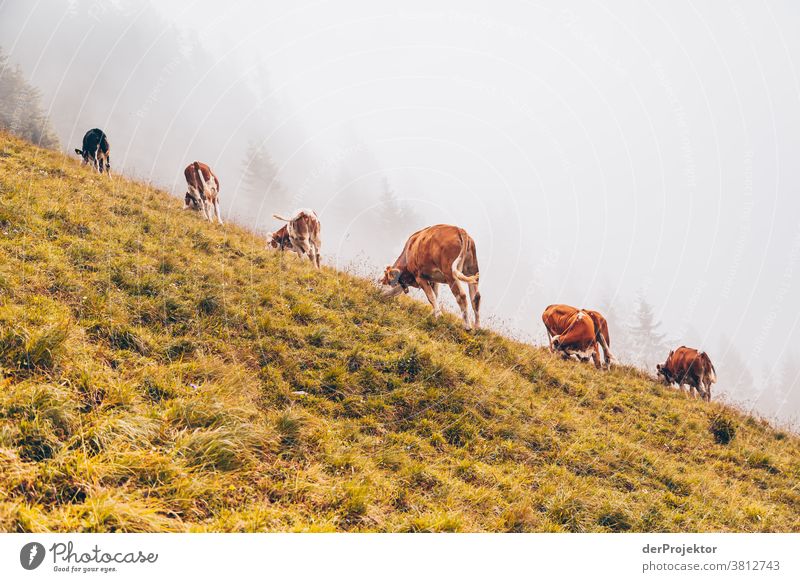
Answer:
[700, 351, 717, 384]
[272, 213, 291, 222]
[193, 162, 208, 199]
[595, 326, 615, 365]
[452, 230, 479, 283]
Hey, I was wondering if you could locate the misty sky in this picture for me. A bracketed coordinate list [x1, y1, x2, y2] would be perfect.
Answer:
[2, 0, 799, 425]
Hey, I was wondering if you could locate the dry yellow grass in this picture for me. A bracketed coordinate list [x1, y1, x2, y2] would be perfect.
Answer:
[0, 132, 798, 532]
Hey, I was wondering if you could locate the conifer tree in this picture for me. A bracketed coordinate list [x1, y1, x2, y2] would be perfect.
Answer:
[627, 295, 668, 369]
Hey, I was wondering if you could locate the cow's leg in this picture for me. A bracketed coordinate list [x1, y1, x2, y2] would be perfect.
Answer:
[310, 242, 321, 269]
[596, 334, 613, 368]
[297, 238, 316, 266]
[311, 233, 322, 268]
[431, 283, 440, 311]
[418, 279, 441, 318]
[698, 381, 710, 402]
[309, 242, 319, 268]
[448, 280, 471, 330]
[468, 282, 481, 329]
[591, 344, 602, 369]
[214, 200, 223, 225]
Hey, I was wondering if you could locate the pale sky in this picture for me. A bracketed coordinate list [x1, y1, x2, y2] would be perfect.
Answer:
[161, 0, 800, 375]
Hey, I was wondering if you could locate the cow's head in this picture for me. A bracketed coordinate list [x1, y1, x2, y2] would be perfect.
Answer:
[656, 349, 676, 384]
[380, 266, 404, 297]
[183, 192, 202, 211]
[655, 363, 671, 385]
[266, 228, 292, 250]
[74, 148, 90, 165]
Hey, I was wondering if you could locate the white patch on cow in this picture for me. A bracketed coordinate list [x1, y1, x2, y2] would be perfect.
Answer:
[565, 345, 594, 360]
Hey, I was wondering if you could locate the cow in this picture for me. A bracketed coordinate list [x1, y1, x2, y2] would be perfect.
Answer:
[546, 308, 603, 369]
[656, 346, 716, 402]
[380, 224, 480, 330]
[183, 161, 222, 224]
[74, 128, 110, 174]
[268, 209, 321, 269]
[542, 304, 615, 367]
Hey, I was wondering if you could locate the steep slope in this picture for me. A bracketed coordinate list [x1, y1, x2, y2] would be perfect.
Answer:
[0, 132, 798, 532]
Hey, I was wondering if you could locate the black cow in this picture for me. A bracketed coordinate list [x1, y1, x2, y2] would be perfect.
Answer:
[74, 128, 110, 174]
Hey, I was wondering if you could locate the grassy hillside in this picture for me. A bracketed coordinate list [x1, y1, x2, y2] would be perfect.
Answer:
[0, 132, 798, 532]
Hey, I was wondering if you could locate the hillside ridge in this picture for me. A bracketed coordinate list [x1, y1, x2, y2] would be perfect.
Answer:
[0, 133, 798, 532]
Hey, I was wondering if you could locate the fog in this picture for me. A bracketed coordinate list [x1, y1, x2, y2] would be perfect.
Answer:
[2, 0, 799, 429]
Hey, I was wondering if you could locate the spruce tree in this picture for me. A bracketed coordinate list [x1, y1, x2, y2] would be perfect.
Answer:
[241, 141, 287, 211]
[627, 295, 668, 369]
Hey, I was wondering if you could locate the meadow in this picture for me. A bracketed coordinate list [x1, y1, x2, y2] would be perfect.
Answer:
[0, 132, 798, 532]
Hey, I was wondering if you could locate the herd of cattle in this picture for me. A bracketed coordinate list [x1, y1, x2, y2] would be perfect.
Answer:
[74, 128, 718, 402]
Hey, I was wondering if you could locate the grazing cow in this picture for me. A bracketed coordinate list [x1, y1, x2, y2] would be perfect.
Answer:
[268, 209, 321, 269]
[542, 304, 615, 367]
[183, 161, 222, 224]
[547, 308, 603, 369]
[267, 224, 293, 251]
[656, 346, 717, 402]
[74, 128, 110, 174]
[380, 224, 480, 330]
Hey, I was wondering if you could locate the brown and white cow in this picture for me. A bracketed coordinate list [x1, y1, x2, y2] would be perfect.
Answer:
[183, 161, 222, 224]
[542, 304, 615, 367]
[380, 224, 480, 330]
[268, 209, 321, 269]
[656, 346, 717, 402]
[545, 308, 603, 369]
[74, 128, 110, 174]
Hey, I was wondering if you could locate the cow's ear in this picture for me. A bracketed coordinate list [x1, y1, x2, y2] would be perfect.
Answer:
[388, 268, 402, 285]
[74, 149, 83, 156]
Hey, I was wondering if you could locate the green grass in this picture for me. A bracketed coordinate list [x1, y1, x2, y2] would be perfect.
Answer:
[0, 131, 799, 532]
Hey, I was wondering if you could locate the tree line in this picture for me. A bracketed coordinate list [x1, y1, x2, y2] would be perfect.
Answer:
[0, 47, 58, 149]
